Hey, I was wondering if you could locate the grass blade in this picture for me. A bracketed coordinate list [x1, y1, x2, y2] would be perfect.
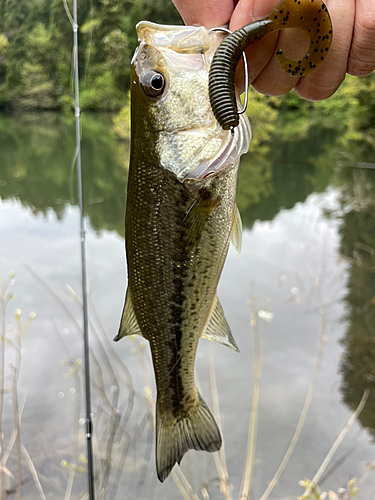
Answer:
[21, 445, 46, 500]
[259, 310, 328, 500]
[299, 389, 370, 499]
[208, 345, 233, 500]
[239, 299, 262, 500]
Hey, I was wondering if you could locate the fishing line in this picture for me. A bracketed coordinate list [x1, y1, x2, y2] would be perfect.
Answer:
[63, 0, 74, 27]
[69, 147, 78, 205]
[83, 0, 94, 91]
[66, 0, 96, 498]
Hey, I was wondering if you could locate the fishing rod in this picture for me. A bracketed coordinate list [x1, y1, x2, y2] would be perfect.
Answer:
[71, 0, 96, 497]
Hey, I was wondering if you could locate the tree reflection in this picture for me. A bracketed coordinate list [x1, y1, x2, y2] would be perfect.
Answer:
[0, 110, 335, 235]
[0, 113, 129, 236]
[337, 167, 375, 438]
[237, 130, 331, 228]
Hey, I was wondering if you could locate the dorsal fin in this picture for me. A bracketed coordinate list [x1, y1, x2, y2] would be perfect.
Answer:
[201, 295, 239, 352]
[114, 288, 143, 341]
[231, 203, 242, 258]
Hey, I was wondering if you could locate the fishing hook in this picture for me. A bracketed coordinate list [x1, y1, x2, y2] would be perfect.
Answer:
[209, 26, 249, 131]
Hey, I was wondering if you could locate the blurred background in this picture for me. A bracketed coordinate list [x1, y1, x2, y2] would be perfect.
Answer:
[0, 0, 375, 499]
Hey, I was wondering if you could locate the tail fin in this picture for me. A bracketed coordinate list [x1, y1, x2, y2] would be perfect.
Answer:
[156, 393, 222, 482]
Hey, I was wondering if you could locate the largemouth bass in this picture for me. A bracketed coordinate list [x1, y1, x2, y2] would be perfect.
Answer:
[115, 22, 250, 481]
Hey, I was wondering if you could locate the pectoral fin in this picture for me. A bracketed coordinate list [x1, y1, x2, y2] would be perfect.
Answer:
[201, 295, 239, 352]
[181, 188, 220, 250]
[114, 288, 142, 341]
[231, 203, 242, 258]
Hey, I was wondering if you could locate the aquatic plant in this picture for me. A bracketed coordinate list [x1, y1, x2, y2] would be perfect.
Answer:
[0, 272, 39, 499]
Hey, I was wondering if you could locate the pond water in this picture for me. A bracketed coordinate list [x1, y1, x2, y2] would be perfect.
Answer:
[0, 111, 374, 500]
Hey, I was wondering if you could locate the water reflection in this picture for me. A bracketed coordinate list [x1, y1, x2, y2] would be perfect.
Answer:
[0, 113, 129, 235]
[337, 167, 375, 438]
[237, 130, 330, 228]
[1, 110, 375, 498]
[0, 113, 335, 233]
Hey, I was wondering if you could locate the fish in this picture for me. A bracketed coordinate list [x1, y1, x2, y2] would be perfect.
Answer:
[114, 22, 251, 482]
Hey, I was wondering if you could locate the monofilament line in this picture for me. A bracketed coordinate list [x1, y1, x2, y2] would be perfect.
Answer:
[72, 0, 95, 498]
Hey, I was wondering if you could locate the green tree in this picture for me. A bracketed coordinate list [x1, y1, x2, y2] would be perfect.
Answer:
[0, 0, 182, 111]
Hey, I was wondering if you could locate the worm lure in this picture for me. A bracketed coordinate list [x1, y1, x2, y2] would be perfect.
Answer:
[208, 0, 333, 130]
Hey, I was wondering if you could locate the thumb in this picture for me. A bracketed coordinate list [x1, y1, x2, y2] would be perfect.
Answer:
[172, 0, 235, 29]
[230, 0, 280, 27]
[229, 0, 281, 85]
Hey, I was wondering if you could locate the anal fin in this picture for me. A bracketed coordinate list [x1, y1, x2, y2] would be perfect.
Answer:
[114, 288, 143, 341]
[201, 295, 239, 352]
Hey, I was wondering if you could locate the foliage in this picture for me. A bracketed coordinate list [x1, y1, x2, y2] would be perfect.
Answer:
[112, 93, 131, 139]
[1, 0, 374, 118]
[299, 477, 360, 500]
[0, 271, 37, 498]
[2, 71, 374, 238]
[0, 0, 182, 111]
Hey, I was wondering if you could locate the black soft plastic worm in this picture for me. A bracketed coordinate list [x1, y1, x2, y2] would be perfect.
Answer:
[209, 0, 333, 130]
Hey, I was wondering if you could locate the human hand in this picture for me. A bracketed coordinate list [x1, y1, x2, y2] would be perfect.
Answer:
[172, 0, 375, 100]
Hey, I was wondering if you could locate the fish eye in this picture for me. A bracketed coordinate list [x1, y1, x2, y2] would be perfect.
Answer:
[140, 70, 166, 97]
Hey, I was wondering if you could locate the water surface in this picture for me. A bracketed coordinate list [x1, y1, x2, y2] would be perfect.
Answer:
[0, 112, 374, 499]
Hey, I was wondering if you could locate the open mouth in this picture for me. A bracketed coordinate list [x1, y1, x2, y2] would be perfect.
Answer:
[156, 112, 251, 182]
[181, 113, 251, 182]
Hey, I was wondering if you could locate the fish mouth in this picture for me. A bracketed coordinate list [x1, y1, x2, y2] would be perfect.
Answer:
[157, 111, 251, 183]
[136, 22, 214, 55]
[182, 112, 251, 181]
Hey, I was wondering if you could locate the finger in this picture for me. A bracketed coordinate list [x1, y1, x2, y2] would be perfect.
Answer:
[252, 28, 310, 96]
[229, 0, 280, 83]
[230, 0, 313, 95]
[172, 0, 236, 28]
[254, 0, 354, 98]
[296, 0, 355, 100]
[348, 0, 375, 76]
